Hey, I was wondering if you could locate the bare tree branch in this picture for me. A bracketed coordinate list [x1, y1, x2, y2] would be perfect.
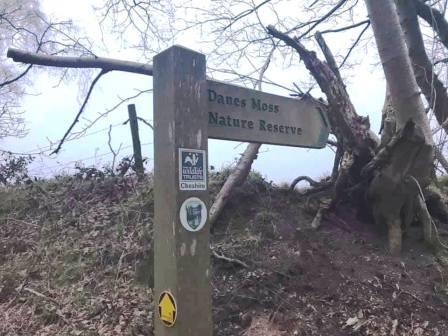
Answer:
[107, 124, 122, 172]
[51, 70, 109, 154]
[222, 0, 273, 31]
[0, 65, 33, 88]
[297, 0, 349, 40]
[136, 116, 154, 129]
[414, 0, 448, 50]
[339, 21, 371, 69]
[319, 19, 370, 34]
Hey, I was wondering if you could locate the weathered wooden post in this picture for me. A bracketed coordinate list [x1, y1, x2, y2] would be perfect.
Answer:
[153, 46, 212, 335]
[127, 104, 145, 179]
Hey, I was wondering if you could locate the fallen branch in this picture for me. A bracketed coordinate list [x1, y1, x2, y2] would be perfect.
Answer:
[212, 250, 249, 268]
[7, 48, 153, 76]
[23, 287, 60, 306]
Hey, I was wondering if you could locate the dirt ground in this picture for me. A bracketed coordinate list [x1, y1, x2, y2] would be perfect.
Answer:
[0, 174, 447, 335]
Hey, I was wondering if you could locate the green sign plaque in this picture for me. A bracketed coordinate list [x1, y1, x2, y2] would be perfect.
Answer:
[207, 80, 329, 148]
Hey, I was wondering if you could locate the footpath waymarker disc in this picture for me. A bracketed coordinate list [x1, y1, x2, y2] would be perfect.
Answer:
[179, 197, 207, 232]
[158, 291, 177, 327]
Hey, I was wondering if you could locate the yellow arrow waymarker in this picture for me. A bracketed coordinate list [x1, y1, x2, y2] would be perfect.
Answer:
[158, 291, 177, 327]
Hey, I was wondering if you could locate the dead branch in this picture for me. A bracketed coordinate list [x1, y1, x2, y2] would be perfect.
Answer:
[267, 24, 378, 156]
[51, 70, 108, 154]
[315, 31, 342, 82]
[211, 249, 249, 268]
[22, 287, 60, 306]
[7, 48, 153, 76]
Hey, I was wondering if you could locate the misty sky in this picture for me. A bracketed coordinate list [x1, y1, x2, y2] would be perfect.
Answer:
[4, 0, 386, 183]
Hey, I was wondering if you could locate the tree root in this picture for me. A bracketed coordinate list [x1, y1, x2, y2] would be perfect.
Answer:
[289, 176, 319, 191]
[409, 175, 448, 251]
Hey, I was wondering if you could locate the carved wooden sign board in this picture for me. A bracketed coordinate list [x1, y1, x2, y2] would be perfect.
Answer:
[153, 45, 329, 336]
[207, 80, 329, 148]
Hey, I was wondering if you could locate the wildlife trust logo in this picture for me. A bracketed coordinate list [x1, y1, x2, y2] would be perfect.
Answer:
[179, 148, 207, 190]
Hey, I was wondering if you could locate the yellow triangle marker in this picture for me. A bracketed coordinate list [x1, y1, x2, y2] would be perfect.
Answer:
[158, 291, 177, 327]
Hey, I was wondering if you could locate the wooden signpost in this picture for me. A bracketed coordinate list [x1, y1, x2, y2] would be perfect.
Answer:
[153, 45, 329, 336]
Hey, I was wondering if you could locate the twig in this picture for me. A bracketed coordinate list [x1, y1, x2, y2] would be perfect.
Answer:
[212, 250, 249, 268]
[136, 117, 154, 129]
[115, 251, 126, 287]
[107, 124, 122, 172]
[339, 21, 371, 69]
[23, 287, 60, 306]
[222, 0, 273, 31]
[297, 0, 349, 40]
[319, 19, 370, 34]
[51, 69, 108, 154]
[0, 64, 33, 88]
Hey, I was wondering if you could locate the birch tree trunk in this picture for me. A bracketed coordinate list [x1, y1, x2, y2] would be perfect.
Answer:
[365, 0, 434, 254]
